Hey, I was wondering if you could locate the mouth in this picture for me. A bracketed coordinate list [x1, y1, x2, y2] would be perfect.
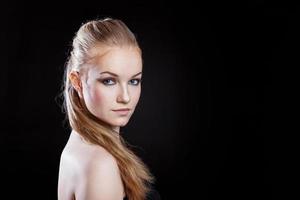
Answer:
[112, 108, 131, 116]
[113, 108, 131, 111]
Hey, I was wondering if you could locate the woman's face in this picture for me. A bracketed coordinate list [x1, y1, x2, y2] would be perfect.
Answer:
[80, 46, 142, 132]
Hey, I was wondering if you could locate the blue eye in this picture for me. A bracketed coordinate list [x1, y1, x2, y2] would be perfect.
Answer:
[99, 78, 141, 86]
[101, 78, 116, 85]
[130, 79, 141, 85]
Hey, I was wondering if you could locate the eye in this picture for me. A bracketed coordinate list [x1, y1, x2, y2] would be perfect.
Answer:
[101, 78, 116, 85]
[129, 79, 142, 86]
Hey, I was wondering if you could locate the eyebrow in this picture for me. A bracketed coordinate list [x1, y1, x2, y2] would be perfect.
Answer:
[100, 71, 142, 78]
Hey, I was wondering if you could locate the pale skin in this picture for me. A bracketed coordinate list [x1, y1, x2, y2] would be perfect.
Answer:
[58, 46, 143, 200]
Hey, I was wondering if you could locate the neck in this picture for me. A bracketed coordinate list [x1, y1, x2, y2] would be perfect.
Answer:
[112, 126, 120, 133]
[70, 130, 91, 145]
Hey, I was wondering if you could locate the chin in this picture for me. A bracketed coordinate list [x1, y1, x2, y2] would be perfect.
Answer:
[120, 123, 128, 127]
[111, 119, 130, 127]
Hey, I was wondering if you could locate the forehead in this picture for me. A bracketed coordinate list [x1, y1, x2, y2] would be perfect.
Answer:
[86, 46, 142, 75]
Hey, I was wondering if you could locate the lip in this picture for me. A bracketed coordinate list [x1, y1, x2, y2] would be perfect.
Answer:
[113, 108, 131, 111]
[112, 108, 131, 116]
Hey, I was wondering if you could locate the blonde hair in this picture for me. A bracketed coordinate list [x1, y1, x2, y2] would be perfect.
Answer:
[62, 18, 154, 200]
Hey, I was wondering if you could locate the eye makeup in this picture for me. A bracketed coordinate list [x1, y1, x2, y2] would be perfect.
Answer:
[98, 77, 142, 86]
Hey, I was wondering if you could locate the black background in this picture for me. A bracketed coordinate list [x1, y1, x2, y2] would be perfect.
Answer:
[0, 1, 298, 199]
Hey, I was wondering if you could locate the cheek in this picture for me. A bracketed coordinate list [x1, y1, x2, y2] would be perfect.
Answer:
[89, 86, 107, 107]
[91, 88, 103, 102]
[131, 87, 141, 103]
[83, 83, 102, 107]
[89, 85, 116, 107]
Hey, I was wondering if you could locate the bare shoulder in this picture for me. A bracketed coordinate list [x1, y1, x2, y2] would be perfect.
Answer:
[58, 147, 79, 200]
[81, 145, 118, 173]
[58, 132, 125, 200]
[76, 146, 125, 200]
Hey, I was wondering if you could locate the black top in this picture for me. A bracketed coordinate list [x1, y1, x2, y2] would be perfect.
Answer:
[123, 188, 161, 200]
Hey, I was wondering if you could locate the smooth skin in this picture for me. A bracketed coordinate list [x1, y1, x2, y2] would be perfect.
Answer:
[58, 46, 143, 200]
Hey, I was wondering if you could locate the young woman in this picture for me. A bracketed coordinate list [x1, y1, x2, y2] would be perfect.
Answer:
[57, 18, 160, 200]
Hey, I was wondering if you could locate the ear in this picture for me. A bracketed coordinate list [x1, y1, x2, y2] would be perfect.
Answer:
[69, 71, 83, 98]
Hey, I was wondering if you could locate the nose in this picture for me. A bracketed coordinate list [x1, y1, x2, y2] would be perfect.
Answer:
[117, 85, 130, 103]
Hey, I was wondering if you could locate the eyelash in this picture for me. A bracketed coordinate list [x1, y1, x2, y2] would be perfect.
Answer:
[99, 78, 142, 86]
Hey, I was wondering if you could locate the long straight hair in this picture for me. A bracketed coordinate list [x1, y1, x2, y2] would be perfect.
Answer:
[61, 18, 154, 200]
